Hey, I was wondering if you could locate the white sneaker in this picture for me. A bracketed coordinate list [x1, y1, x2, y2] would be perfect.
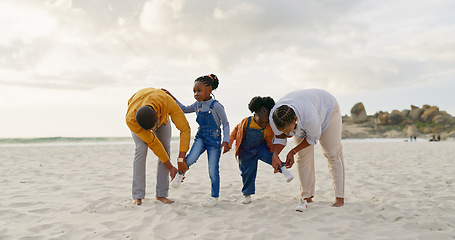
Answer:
[202, 197, 218, 207]
[296, 198, 309, 212]
[281, 167, 294, 182]
[171, 173, 184, 188]
[241, 195, 252, 205]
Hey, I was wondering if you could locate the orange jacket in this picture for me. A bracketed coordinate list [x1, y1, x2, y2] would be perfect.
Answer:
[126, 88, 191, 163]
[229, 116, 274, 161]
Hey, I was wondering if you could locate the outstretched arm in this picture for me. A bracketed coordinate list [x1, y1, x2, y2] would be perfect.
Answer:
[162, 88, 197, 113]
[272, 143, 285, 173]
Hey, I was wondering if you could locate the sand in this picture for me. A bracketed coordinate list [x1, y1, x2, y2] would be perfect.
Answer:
[1, 139, 454, 239]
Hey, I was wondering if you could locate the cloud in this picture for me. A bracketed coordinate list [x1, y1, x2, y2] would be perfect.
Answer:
[1, 0, 455, 138]
[0, 67, 115, 90]
[0, 0, 454, 95]
[137, 0, 364, 70]
[0, 1, 57, 45]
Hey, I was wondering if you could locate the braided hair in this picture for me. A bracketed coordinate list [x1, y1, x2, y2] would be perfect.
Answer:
[272, 105, 296, 130]
[248, 96, 275, 115]
[195, 74, 219, 90]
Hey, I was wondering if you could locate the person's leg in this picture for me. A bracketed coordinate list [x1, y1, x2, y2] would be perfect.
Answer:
[257, 144, 285, 169]
[207, 146, 222, 198]
[257, 144, 293, 182]
[238, 149, 259, 196]
[294, 137, 315, 201]
[185, 138, 206, 168]
[132, 132, 148, 203]
[154, 122, 173, 203]
[257, 144, 274, 166]
[171, 137, 207, 188]
[319, 101, 345, 206]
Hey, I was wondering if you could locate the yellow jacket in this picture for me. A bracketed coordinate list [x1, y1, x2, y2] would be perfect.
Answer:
[126, 88, 191, 163]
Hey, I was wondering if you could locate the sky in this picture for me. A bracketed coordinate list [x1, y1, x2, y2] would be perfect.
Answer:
[1, 0, 455, 138]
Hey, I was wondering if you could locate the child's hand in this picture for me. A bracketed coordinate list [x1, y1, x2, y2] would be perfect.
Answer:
[161, 88, 176, 100]
[221, 142, 230, 154]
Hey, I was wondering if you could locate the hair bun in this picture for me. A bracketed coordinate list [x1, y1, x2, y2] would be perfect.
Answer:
[209, 74, 219, 90]
[248, 96, 275, 113]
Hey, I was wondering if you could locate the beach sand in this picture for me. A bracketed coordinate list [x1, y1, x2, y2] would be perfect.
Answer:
[1, 140, 454, 239]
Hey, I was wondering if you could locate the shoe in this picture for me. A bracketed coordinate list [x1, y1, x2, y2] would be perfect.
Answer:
[296, 198, 309, 212]
[241, 195, 252, 205]
[202, 197, 218, 207]
[281, 167, 294, 182]
[171, 173, 184, 188]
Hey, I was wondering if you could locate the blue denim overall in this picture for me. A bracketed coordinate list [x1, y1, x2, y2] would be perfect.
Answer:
[185, 100, 222, 198]
[238, 117, 283, 196]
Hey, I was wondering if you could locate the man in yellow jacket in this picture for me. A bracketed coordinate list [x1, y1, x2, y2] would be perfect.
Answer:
[126, 87, 191, 205]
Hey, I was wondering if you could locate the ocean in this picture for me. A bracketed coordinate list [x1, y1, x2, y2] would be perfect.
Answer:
[0, 135, 451, 149]
[0, 137, 181, 146]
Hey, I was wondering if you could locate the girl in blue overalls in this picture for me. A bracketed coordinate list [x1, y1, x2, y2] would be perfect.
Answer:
[229, 97, 294, 204]
[166, 74, 230, 207]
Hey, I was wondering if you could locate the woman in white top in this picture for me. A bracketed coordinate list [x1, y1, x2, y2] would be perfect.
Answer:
[269, 89, 345, 211]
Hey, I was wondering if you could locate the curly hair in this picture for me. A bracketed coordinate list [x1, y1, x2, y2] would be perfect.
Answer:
[248, 96, 275, 115]
[272, 105, 296, 129]
[195, 74, 219, 90]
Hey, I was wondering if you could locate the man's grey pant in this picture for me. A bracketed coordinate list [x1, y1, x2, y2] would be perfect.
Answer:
[131, 122, 171, 199]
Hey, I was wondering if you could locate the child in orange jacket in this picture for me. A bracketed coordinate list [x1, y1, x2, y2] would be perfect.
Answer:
[229, 96, 293, 204]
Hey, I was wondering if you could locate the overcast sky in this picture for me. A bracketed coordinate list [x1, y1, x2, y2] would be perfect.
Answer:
[1, 0, 454, 138]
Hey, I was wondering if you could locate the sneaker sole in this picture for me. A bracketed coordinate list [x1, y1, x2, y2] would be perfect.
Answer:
[296, 204, 308, 212]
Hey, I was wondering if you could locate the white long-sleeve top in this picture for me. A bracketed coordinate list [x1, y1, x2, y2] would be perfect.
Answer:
[269, 89, 336, 146]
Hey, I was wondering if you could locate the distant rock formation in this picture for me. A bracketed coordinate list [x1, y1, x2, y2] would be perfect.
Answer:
[406, 125, 420, 137]
[343, 102, 455, 140]
[374, 111, 388, 125]
[350, 102, 367, 123]
[388, 110, 403, 125]
[409, 107, 424, 121]
[420, 108, 438, 122]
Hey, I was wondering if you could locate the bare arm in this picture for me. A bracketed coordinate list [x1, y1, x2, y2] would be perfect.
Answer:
[285, 137, 311, 169]
[272, 143, 286, 173]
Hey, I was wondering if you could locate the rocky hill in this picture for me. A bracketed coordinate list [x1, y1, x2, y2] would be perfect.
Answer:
[342, 102, 455, 140]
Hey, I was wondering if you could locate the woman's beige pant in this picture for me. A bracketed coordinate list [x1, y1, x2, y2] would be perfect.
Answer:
[294, 102, 345, 199]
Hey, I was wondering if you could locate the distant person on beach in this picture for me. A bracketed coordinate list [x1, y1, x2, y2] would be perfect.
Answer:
[270, 89, 345, 211]
[165, 74, 230, 208]
[126, 88, 191, 206]
[229, 96, 294, 204]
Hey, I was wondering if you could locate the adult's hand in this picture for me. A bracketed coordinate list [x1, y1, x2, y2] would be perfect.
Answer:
[164, 160, 178, 180]
[285, 150, 295, 168]
[178, 160, 189, 174]
[272, 154, 282, 173]
[168, 166, 178, 180]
